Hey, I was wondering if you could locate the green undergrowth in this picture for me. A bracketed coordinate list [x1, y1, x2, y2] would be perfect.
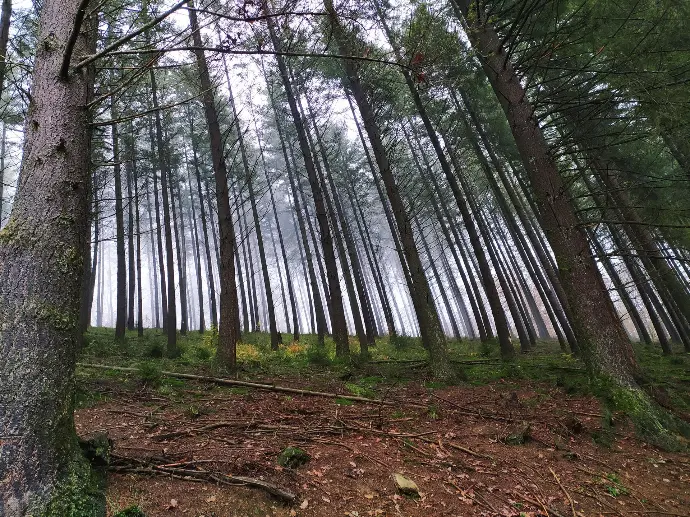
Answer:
[79, 328, 690, 449]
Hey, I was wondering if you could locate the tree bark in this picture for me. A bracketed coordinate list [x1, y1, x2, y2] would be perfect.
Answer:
[112, 98, 127, 342]
[188, 113, 218, 329]
[266, 13, 349, 356]
[185, 146, 205, 333]
[150, 70, 178, 355]
[0, 0, 102, 512]
[324, 0, 452, 377]
[458, 2, 643, 386]
[188, 1, 240, 366]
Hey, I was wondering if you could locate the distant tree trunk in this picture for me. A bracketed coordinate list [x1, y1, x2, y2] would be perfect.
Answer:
[290, 206, 316, 333]
[224, 72, 280, 347]
[345, 92, 413, 339]
[0, 0, 101, 511]
[306, 96, 377, 348]
[188, 114, 218, 329]
[126, 131, 136, 331]
[269, 87, 327, 345]
[188, 0, 241, 366]
[403, 126, 490, 341]
[145, 175, 160, 328]
[169, 172, 189, 335]
[235, 186, 256, 333]
[0, 122, 6, 225]
[257, 125, 299, 341]
[454, 89, 579, 352]
[266, 15, 349, 355]
[324, 2, 452, 377]
[149, 117, 168, 331]
[112, 99, 127, 342]
[130, 130, 144, 337]
[150, 70, 178, 355]
[185, 150, 205, 333]
[96, 238, 104, 328]
[349, 183, 397, 339]
[589, 229, 651, 345]
[417, 220, 461, 339]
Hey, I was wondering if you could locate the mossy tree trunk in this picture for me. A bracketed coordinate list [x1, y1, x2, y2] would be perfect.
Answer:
[0, 0, 103, 513]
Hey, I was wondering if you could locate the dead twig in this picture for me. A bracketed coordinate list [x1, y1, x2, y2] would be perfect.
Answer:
[550, 467, 576, 517]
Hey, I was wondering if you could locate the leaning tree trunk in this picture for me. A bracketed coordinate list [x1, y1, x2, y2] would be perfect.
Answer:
[323, 0, 452, 378]
[456, 2, 668, 418]
[188, 1, 240, 367]
[0, 1, 103, 513]
[266, 13, 349, 356]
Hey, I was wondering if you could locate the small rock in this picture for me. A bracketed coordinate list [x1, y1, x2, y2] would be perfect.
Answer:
[393, 473, 419, 497]
[277, 447, 310, 469]
[504, 421, 531, 445]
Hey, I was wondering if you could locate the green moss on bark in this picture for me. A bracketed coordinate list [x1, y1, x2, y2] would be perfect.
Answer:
[594, 376, 690, 451]
[27, 448, 105, 517]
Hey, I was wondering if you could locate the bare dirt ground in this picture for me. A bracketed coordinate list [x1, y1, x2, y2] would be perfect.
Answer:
[76, 373, 690, 517]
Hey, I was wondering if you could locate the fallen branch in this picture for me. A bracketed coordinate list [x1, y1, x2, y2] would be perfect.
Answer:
[550, 467, 576, 517]
[111, 454, 296, 503]
[78, 363, 397, 405]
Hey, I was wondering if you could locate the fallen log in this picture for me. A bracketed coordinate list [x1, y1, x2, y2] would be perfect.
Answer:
[78, 363, 402, 406]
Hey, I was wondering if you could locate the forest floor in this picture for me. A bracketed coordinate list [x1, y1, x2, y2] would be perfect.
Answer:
[76, 329, 690, 517]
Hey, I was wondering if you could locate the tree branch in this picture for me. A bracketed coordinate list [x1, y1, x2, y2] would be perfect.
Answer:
[59, 0, 92, 79]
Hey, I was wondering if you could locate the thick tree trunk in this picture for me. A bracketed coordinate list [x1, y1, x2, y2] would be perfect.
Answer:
[188, 1, 240, 367]
[460, 3, 641, 383]
[150, 70, 178, 355]
[0, 1, 102, 512]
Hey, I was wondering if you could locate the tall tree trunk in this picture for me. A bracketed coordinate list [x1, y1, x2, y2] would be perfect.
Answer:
[96, 238, 104, 327]
[169, 171, 189, 335]
[224, 71, 280, 348]
[188, 1, 240, 366]
[269, 86, 327, 345]
[0, 0, 10, 111]
[0, 1, 101, 511]
[457, 1, 650, 396]
[145, 175, 160, 328]
[126, 130, 136, 331]
[266, 14, 349, 355]
[185, 149, 205, 333]
[324, 1, 452, 376]
[188, 114, 218, 329]
[235, 186, 256, 333]
[133, 140, 144, 337]
[257, 123, 299, 340]
[348, 182, 397, 339]
[150, 70, 178, 355]
[306, 96, 377, 348]
[112, 99, 127, 342]
[454, 89, 579, 352]
[0, 122, 6, 226]
[149, 117, 168, 332]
